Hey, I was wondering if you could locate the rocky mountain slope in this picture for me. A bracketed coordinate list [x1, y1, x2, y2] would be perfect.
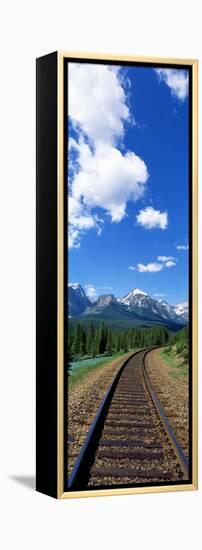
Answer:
[68, 284, 188, 330]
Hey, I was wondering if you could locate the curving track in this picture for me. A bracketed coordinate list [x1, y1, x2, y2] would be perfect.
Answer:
[68, 348, 189, 490]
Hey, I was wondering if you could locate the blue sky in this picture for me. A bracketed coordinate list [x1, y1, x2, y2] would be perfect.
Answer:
[68, 63, 189, 305]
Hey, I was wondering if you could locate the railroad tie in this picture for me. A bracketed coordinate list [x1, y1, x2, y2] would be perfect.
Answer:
[99, 439, 162, 449]
[96, 450, 163, 460]
[91, 468, 172, 480]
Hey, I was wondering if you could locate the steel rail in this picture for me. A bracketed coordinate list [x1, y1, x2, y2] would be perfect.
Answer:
[68, 349, 147, 490]
[68, 346, 189, 490]
[142, 350, 189, 480]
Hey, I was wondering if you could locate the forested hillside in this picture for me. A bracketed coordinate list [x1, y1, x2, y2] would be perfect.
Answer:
[68, 321, 169, 361]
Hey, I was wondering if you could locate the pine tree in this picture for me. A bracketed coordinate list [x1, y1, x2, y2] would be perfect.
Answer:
[99, 322, 107, 354]
[71, 323, 81, 358]
[86, 322, 95, 356]
[79, 326, 86, 356]
[69, 320, 173, 362]
[116, 332, 121, 352]
[122, 331, 128, 353]
[105, 329, 112, 355]
[94, 328, 100, 356]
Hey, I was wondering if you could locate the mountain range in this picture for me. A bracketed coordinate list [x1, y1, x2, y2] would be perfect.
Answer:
[68, 284, 188, 331]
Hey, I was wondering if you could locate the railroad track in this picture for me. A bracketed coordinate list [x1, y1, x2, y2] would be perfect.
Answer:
[68, 348, 189, 490]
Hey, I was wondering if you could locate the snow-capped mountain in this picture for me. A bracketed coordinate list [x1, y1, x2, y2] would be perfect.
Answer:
[156, 300, 177, 321]
[68, 283, 91, 317]
[172, 301, 189, 322]
[118, 288, 148, 306]
[118, 289, 170, 320]
[68, 284, 188, 327]
[118, 289, 188, 324]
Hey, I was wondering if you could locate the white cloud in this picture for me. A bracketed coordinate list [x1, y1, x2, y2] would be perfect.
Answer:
[136, 206, 168, 230]
[155, 69, 188, 101]
[176, 244, 189, 250]
[165, 260, 176, 267]
[129, 256, 176, 273]
[157, 255, 176, 262]
[84, 284, 98, 300]
[136, 262, 163, 273]
[68, 228, 80, 249]
[68, 63, 130, 146]
[72, 140, 148, 222]
[68, 63, 149, 246]
[69, 196, 96, 229]
[68, 195, 103, 247]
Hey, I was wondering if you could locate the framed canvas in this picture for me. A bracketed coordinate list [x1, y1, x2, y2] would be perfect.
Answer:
[36, 51, 198, 499]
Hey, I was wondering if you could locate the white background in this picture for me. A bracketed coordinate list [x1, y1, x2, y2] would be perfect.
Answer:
[0, 1, 201, 548]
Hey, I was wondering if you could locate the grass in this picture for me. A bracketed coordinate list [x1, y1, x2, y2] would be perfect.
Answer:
[160, 348, 189, 378]
[68, 350, 138, 388]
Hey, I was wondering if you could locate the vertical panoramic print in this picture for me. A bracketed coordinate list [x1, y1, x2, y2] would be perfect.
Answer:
[66, 61, 191, 492]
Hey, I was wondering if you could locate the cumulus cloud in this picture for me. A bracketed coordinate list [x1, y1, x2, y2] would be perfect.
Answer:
[136, 206, 168, 230]
[68, 63, 130, 145]
[71, 140, 148, 223]
[157, 255, 176, 262]
[155, 69, 189, 101]
[136, 262, 163, 273]
[68, 63, 149, 247]
[176, 244, 189, 250]
[68, 228, 80, 249]
[68, 195, 103, 236]
[165, 260, 176, 267]
[69, 196, 96, 230]
[84, 284, 98, 300]
[129, 255, 176, 273]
